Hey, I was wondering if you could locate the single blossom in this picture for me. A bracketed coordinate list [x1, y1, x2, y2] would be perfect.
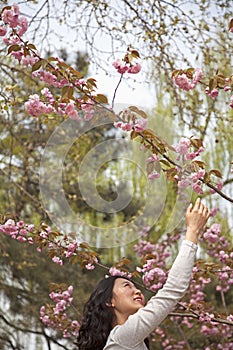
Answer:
[22, 55, 39, 67]
[112, 59, 128, 74]
[173, 137, 191, 155]
[205, 87, 219, 99]
[148, 171, 160, 180]
[147, 154, 159, 163]
[65, 102, 80, 120]
[0, 26, 7, 36]
[127, 63, 142, 74]
[224, 85, 231, 91]
[17, 16, 28, 36]
[192, 180, 203, 194]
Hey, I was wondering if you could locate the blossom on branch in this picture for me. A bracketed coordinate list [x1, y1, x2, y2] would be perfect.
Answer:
[112, 47, 141, 75]
[172, 68, 203, 91]
[1, 4, 28, 38]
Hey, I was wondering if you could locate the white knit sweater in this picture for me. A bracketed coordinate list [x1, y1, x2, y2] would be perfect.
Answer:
[104, 240, 197, 350]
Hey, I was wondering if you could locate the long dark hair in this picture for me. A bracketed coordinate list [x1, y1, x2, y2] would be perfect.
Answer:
[76, 276, 127, 350]
[76, 275, 150, 350]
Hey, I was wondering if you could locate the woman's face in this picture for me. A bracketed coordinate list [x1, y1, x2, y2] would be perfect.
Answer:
[111, 278, 145, 324]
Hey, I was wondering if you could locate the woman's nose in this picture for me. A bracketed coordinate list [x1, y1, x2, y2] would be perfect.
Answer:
[134, 288, 142, 296]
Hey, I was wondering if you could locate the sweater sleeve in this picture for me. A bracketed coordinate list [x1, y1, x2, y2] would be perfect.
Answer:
[109, 240, 197, 348]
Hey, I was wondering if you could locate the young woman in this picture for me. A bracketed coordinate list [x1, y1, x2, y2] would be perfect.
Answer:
[77, 198, 210, 350]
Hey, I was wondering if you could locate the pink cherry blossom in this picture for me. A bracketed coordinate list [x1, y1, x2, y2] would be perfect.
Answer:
[109, 267, 131, 277]
[173, 68, 203, 91]
[178, 176, 191, 189]
[205, 87, 219, 99]
[134, 118, 147, 131]
[81, 99, 95, 120]
[173, 73, 195, 91]
[52, 256, 63, 266]
[25, 94, 55, 116]
[224, 85, 231, 91]
[65, 102, 80, 120]
[22, 55, 39, 67]
[1, 5, 28, 38]
[2, 8, 19, 28]
[85, 263, 95, 270]
[0, 219, 18, 236]
[112, 59, 128, 74]
[191, 169, 205, 181]
[192, 180, 203, 194]
[148, 171, 160, 180]
[0, 27, 7, 36]
[203, 223, 221, 243]
[147, 154, 159, 163]
[17, 16, 28, 36]
[173, 137, 191, 155]
[10, 50, 23, 61]
[128, 63, 142, 74]
[39, 70, 58, 85]
[192, 68, 203, 84]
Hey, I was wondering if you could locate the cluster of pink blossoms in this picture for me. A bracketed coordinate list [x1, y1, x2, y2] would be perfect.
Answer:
[134, 230, 181, 291]
[0, 4, 28, 42]
[0, 219, 34, 244]
[146, 153, 161, 180]
[173, 65, 233, 110]
[172, 137, 207, 194]
[112, 59, 141, 74]
[173, 68, 203, 91]
[0, 5, 97, 121]
[114, 117, 147, 132]
[137, 263, 167, 292]
[24, 88, 95, 120]
[200, 223, 233, 293]
[40, 286, 80, 338]
[108, 267, 132, 278]
[0, 219, 98, 270]
[205, 78, 233, 110]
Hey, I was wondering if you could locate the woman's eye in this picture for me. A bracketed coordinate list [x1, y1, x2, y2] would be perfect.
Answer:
[124, 282, 133, 288]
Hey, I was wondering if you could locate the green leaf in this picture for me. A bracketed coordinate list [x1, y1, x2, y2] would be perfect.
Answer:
[95, 94, 108, 104]
[58, 61, 69, 68]
[228, 18, 233, 31]
[128, 105, 147, 118]
[8, 44, 21, 54]
[191, 160, 206, 169]
[209, 169, 222, 178]
[131, 49, 140, 58]
[130, 130, 139, 140]
[87, 78, 97, 88]
[190, 137, 203, 149]
[62, 85, 72, 99]
[67, 87, 74, 99]
[216, 74, 226, 87]
[47, 56, 58, 62]
[159, 159, 170, 167]
[31, 59, 44, 72]
[186, 67, 195, 78]
[70, 67, 83, 78]
[209, 77, 217, 91]
[80, 242, 90, 249]
[27, 43, 37, 50]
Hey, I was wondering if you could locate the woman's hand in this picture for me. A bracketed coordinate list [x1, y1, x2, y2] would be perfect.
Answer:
[185, 198, 210, 244]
